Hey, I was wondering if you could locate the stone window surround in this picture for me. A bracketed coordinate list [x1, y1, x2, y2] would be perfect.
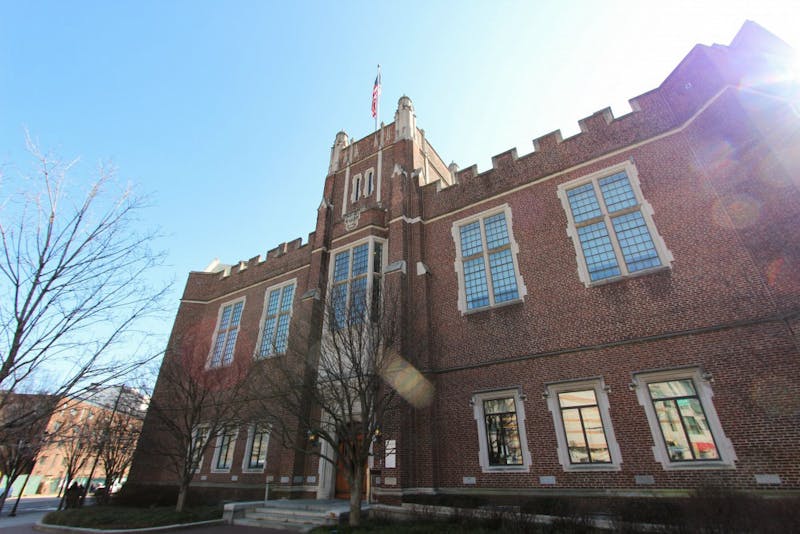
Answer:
[545, 377, 622, 472]
[632, 367, 737, 470]
[556, 160, 673, 287]
[471, 387, 532, 473]
[451, 203, 527, 315]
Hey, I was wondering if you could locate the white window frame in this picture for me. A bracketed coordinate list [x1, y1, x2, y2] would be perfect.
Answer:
[556, 161, 673, 287]
[545, 378, 622, 472]
[351, 173, 363, 202]
[242, 425, 270, 473]
[471, 388, 532, 473]
[451, 203, 527, 314]
[254, 279, 296, 359]
[207, 297, 246, 368]
[633, 367, 736, 470]
[326, 236, 386, 331]
[211, 426, 238, 473]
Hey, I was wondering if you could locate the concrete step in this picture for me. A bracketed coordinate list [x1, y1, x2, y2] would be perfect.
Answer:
[233, 516, 315, 532]
[246, 508, 338, 524]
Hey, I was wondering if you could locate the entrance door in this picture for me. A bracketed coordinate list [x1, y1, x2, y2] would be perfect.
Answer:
[334, 438, 367, 500]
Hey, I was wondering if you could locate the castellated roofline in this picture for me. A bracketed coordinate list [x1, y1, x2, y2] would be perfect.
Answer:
[416, 20, 797, 199]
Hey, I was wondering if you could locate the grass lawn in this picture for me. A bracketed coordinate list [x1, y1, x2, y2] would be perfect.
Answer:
[42, 505, 222, 529]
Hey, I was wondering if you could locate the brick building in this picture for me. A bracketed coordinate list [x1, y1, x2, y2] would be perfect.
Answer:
[129, 21, 800, 504]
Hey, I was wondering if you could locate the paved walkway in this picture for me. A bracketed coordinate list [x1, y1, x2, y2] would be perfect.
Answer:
[0, 514, 293, 534]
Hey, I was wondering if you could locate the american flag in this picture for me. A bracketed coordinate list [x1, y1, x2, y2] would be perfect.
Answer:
[371, 67, 382, 119]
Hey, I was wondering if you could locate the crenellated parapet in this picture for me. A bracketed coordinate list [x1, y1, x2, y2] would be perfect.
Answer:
[419, 21, 797, 218]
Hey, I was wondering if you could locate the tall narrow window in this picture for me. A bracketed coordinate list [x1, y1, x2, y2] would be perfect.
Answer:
[351, 174, 362, 202]
[558, 162, 672, 285]
[213, 427, 237, 471]
[190, 425, 210, 471]
[472, 389, 531, 472]
[365, 170, 374, 196]
[452, 205, 526, 313]
[483, 397, 523, 466]
[209, 299, 245, 368]
[244, 426, 270, 470]
[329, 239, 384, 330]
[256, 281, 295, 358]
[634, 368, 736, 469]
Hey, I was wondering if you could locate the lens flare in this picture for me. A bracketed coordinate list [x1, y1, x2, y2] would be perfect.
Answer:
[380, 352, 434, 409]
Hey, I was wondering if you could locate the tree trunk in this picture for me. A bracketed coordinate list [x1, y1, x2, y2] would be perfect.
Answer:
[348, 464, 363, 527]
[176, 483, 188, 513]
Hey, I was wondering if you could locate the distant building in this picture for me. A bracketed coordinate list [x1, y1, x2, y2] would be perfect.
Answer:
[17, 385, 147, 496]
[130, 21, 800, 504]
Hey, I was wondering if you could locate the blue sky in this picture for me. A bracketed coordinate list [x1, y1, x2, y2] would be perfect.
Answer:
[1, 0, 797, 363]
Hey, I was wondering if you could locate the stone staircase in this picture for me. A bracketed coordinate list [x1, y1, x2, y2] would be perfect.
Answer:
[229, 499, 368, 531]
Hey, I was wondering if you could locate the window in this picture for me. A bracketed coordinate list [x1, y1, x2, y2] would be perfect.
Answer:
[472, 389, 531, 472]
[256, 281, 295, 358]
[452, 204, 526, 313]
[351, 174, 362, 202]
[633, 368, 736, 470]
[190, 425, 210, 471]
[365, 169, 374, 196]
[243, 425, 270, 471]
[329, 238, 384, 330]
[557, 161, 672, 286]
[212, 427, 238, 472]
[209, 298, 245, 368]
[545, 379, 622, 471]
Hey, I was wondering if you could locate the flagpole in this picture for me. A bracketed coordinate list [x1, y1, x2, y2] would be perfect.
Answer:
[375, 64, 381, 131]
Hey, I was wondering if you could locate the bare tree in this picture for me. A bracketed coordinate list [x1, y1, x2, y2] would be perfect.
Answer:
[143, 324, 251, 512]
[54, 404, 96, 510]
[0, 137, 168, 421]
[250, 291, 431, 526]
[83, 386, 145, 505]
[0, 392, 53, 512]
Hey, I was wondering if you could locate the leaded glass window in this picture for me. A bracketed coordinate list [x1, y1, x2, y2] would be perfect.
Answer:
[648, 379, 720, 461]
[557, 389, 611, 464]
[257, 282, 295, 357]
[329, 240, 384, 330]
[563, 167, 666, 283]
[210, 300, 244, 367]
[483, 397, 523, 466]
[458, 211, 521, 310]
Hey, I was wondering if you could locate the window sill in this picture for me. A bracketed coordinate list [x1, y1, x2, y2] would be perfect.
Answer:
[481, 465, 530, 474]
[242, 467, 266, 474]
[463, 298, 525, 316]
[210, 468, 233, 474]
[660, 460, 736, 471]
[585, 265, 670, 288]
[561, 463, 621, 472]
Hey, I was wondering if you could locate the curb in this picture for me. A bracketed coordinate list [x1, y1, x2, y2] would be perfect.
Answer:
[33, 519, 225, 533]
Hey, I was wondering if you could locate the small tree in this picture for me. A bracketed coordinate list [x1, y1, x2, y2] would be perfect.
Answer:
[54, 404, 96, 509]
[144, 324, 251, 512]
[251, 291, 431, 526]
[0, 138, 168, 421]
[0, 393, 53, 512]
[84, 386, 145, 504]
